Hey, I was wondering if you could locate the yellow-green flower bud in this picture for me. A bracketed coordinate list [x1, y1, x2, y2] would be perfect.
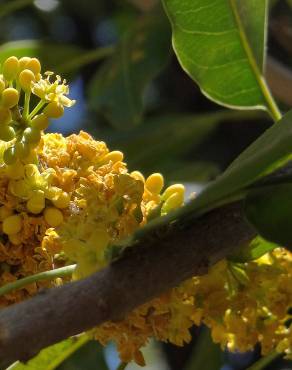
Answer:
[14, 141, 30, 158]
[3, 146, 17, 165]
[3, 214, 22, 235]
[44, 207, 64, 227]
[9, 233, 22, 245]
[162, 184, 185, 201]
[44, 186, 62, 201]
[30, 113, 49, 130]
[26, 58, 41, 75]
[1, 88, 19, 108]
[2, 56, 19, 81]
[161, 191, 184, 215]
[0, 125, 15, 141]
[103, 150, 124, 164]
[145, 173, 164, 194]
[19, 69, 35, 91]
[0, 107, 12, 125]
[131, 171, 145, 183]
[18, 57, 31, 72]
[27, 189, 45, 214]
[52, 191, 70, 209]
[23, 127, 41, 144]
[43, 101, 64, 118]
[0, 78, 5, 94]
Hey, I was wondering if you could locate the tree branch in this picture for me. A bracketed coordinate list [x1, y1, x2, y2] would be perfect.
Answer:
[0, 202, 255, 368]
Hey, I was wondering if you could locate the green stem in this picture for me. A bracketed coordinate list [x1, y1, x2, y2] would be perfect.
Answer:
[246, 351, 281, 370]
[46, 334, 90, 370]
[28, 99, 46, 119]
[229, 0, 282, 123]
[56, 46, 115, 74]
[0, 264, 76, 297]
[116, 362, 128, 370]
[23, 91, 31, 119]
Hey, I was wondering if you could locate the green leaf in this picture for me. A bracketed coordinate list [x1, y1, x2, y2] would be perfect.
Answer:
[162, 0, 281, 119]
[0, 41, 82, 74]
[7, 335, 89, 370]
[184, 327, 223, 370]
[103, 110, 263, 172]
[230, 236, 278, 263]
[88, 13, 171, 129]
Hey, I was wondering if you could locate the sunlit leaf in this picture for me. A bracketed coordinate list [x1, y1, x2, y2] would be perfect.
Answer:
[162, 0, 274, 113]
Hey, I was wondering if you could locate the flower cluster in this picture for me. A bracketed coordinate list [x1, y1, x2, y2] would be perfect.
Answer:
[3, 55, 292, 367]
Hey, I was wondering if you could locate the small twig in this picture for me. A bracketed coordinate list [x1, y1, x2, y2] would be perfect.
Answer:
[0, 265, 76, 297]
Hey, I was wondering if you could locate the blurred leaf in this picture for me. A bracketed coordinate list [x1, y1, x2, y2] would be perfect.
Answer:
[164, 161, 219, 183]
[7, 335, 89, 370]
[230, 235, 278, 262]
[103, 110, 264, 173]
[88, 13, 171, 129]
[159, 109, 292, 226]
[162, 0, 273, 113]
[0, 41, 82, 74]
[57, 341, 108, 370]
[0, 0, 33, 18]
[184, 327, 223, 370]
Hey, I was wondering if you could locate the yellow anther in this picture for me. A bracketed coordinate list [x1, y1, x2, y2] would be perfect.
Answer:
[131, 171, 145, 183]
[2, 56, 19, 81]
[26, 190, 45, 214]
[162, 184, 185, 201]
[44, 207, 64, 227]
[0, 206, 13, 221]
[145, 173, 164, 194]
[0, 106, 12, 125]
[18, 57, 31, 72]
[5, 162, 24, 179]
[0, 125, 15, 141]
[52, 191, 70, 209]
[43, 101, 64, 118]
[26, 58, 41, 75]
[103, 150, 124, 164]
[3, 214, 22, 235]
[31, 113, 49, 130]
[8, 233, 22, 245]
[19, 69, 35, 91]
[161, 191, 184, 215]
[1, 88, 19, 108]
[3, 146, 17, 165]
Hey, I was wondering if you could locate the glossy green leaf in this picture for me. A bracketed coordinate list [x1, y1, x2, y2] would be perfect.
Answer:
[162, 0, 279, 116]
[7, 335, 89, 370]
[0, 41, 82, 74]
[88, 13, 171, 129]
[230, 236, 278, 263]
[185, 327, 223, 370]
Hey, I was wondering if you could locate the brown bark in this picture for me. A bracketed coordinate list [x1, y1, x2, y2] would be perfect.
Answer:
[0, 202, 255, 368]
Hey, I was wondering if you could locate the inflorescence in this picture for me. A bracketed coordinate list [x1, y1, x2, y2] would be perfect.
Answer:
[1, 55, 292, 366]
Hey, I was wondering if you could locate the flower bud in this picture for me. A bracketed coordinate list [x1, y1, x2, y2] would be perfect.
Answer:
[52, 191, 70, 209]
[0, 125, 15, 141]
[162, 184, 185, 201]
[103, 151, 124, 164]
[3, 146, 17, 165]
[0, 107, 12, 125]
[43, 102, 64, 118]
[3, 214, 22, 235]
[27, 190, 45, 214]
[1, 88, 19, 108]
[30, 113, 49, 130]
[26, 58, 41, 75]
[145, 173, 164, 194]
[19, 69, 35, 91]
[2, 56, 19, 81]
[23, 127, 41, 144]
[44, 207, 64, 227]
